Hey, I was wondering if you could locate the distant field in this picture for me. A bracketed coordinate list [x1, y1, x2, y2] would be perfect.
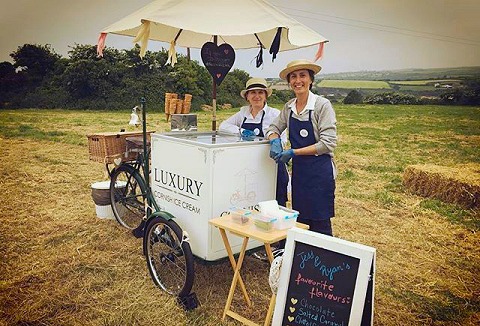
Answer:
[320, 66, 480, 80]
[394, 85, 437, 92]
[319, 79, 391, 89]
[389, 79, 462, 85]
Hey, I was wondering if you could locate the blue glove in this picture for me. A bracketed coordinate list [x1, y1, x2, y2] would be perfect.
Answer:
[269, 138, 283, 159]
[241, 129, 256, 141]
[275, 149, 295, 164]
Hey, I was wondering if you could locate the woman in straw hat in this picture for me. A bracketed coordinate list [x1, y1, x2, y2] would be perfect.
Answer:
[219, 77, 289, 208]
[266, 60, 337, 236]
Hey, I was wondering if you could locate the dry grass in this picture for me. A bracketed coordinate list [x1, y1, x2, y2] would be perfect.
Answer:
[1, 106, 479, 325]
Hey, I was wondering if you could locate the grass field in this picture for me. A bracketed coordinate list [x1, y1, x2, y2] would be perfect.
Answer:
[388, 80, 462, 86]
[1, 105, 479, 325]
[318, 80, 391, 89]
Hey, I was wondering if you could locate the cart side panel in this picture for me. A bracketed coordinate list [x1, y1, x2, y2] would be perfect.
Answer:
[209, 145, 276, 259]
[151, 135, 210, 259]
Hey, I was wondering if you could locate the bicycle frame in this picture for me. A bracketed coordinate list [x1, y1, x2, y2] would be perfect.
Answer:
[107, 98, 169, 221]
[138, 98, 160, 219]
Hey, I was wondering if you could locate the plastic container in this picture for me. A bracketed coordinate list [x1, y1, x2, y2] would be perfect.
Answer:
[258, 200, 299, 230]
[228, 207, 252, 224]
[274, 206, 299, 230]
[252, 213, 277, 232]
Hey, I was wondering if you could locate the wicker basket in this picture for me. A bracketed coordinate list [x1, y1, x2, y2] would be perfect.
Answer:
[87, 131, 154, 163]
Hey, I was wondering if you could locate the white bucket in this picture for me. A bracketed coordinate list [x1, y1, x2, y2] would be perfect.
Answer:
[91, 181, 127, 219]
[95, 204, 115, 219]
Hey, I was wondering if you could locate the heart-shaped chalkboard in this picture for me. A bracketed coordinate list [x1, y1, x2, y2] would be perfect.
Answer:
[201, 42, 235, 86]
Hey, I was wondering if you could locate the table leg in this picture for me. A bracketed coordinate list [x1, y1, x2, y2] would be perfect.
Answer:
[219, 228, 251, 306]
[263, 243, 276, 326]
[222, 236, 249, 320]
[264, 294, 276, 326]
[264, 243, 274, 263]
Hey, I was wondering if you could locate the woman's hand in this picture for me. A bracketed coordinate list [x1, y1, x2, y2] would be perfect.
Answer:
[275, 149, 295, 164]
[269, 138, 283, 159]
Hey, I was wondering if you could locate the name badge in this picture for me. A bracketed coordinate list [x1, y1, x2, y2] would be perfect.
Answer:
[300, 129, 309, 137]
[254, 128, 260, 135]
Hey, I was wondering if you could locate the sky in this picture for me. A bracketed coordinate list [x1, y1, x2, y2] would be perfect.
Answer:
[1, 0, 479, 78]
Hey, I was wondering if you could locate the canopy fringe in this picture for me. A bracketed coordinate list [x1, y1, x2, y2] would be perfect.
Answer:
[96, 33, 107, 57]
[254, 33, 264, 68]
[133, 20, 151, 58]
[313, 42, 326, 61]
[166, 29, 183, 67]
[269, 27, 282, 62]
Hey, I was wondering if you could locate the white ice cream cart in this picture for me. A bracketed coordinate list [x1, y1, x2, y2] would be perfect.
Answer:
[151, 131, 277, 261]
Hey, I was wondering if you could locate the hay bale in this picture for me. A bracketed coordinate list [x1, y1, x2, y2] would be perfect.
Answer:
[201, 104, 213, 111]
[403, 163, 480, 209]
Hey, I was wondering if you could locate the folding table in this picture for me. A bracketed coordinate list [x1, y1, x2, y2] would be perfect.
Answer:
[209, 216, 309, 326]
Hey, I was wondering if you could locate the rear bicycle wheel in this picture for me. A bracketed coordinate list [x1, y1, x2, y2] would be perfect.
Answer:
[144, 217, 195, 297]
[110, 164, 147, 229]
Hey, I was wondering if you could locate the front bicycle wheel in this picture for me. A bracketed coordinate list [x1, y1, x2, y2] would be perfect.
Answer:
[110, 164, 147, 229]
[144, 217, 195, 297]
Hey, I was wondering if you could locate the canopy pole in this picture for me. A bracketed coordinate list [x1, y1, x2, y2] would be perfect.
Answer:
[140, 97, 152, 212]
[211, 35, 218, 131]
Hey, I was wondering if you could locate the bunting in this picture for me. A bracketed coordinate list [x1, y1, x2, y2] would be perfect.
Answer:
[314, 42, 325, 62]
[133, 20, 151, 58]
[269, 27, 282, 62]
[96, 33, 107, 57]
[166, 41, 178, 67]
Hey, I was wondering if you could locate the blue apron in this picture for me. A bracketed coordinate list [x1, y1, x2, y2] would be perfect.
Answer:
[242, 112, 289, 206]
[289, 110, 334, 220]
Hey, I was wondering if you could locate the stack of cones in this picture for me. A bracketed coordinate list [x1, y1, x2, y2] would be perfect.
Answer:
[164, 93, 193, 121]
[183, 94, 192, 114]
[175, 99, 183, 114]
[164, 93, 178, 122]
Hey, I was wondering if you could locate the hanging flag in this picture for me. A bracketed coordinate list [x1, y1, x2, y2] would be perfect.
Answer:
[96, 33, 107, 57]
[133, 20, 151, 58]
[314, 42, 325, 62]
[269, 27, 282, 62]
[166, 41, 178, 67]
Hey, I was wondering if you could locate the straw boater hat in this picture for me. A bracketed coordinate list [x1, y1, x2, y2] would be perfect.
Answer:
[279, 59, 322, 80]
[240, 78, 273, 99]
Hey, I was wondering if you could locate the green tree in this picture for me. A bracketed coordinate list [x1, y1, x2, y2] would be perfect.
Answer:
[0, 61, 23, 107]
[10, 44, 61, 87]
[63, 59, 122, 102]
[343, 90, 364, 104]
[217, 69, 250, 107]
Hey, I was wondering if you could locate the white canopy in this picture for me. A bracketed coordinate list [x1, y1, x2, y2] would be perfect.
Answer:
[98, 0, 328, 130]
[100, 0, 328, 52]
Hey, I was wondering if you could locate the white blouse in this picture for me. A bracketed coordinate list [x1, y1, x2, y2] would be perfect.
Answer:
[219, 104, 287, 144]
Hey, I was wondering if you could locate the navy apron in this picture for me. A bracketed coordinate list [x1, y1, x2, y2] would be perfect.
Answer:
[242, 111, 289, 206]
[289, 110, 335, 220]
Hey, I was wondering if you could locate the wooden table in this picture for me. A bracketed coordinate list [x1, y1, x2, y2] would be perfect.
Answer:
[209, 215, 309, 326]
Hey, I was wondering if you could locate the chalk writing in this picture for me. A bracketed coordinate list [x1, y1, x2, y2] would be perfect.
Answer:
[297, 250, 351, 281]
[281, 242, 360, 325]
[200, 42, 235, 85]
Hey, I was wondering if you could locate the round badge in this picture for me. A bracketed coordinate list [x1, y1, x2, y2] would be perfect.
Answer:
[300, 129, 309, 137]
[254, 128, 260, 135]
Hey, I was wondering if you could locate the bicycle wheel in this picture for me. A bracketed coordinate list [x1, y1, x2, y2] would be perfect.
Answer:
[110, 164, 147, 229]
[144, 216, 195, 297]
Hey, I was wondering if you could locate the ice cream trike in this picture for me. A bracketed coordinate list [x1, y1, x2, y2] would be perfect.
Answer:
[89, 99, 279, 305]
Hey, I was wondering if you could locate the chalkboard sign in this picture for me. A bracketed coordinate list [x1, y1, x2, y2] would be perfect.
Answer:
[272, 228, 375, 326]
[201, 42, 235, 86]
